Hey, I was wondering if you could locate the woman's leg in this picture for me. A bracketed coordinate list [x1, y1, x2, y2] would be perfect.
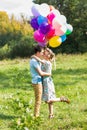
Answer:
[48, 103, 54, 118]
[33, 84, 42, 117]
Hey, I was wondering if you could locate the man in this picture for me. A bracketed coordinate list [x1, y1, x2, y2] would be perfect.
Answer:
[30, 45, 51, 117]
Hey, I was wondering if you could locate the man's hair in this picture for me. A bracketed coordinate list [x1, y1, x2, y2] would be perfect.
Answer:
[34, 45, 43, 53]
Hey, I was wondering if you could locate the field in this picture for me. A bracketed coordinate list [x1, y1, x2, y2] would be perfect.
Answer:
[0, 53, 87, 130]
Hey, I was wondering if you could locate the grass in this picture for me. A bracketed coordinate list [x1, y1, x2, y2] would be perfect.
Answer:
[0, 54, 87, 130]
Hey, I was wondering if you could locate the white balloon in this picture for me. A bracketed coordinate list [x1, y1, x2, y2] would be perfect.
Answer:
[60, 25, 67, 33]
[51, 9, 60, 17]
[66, 24, 73, 32]
[60, 15, 67, 24]
[39, 3, 50, 17]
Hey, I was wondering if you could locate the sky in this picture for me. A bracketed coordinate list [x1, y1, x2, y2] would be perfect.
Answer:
[0, 0, 34, 20]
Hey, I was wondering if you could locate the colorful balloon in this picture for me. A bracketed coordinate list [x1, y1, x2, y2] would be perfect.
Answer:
[37, 15, 48, 25]
[38, 42, 47, 47]
[49, 36, 62, 48]
[33, 30, 46, 42]
[60, 35, 67, 42]
[31, 4, 40, 17]
[47, 12, 55, 23]
[46, 26, 55, 39]
[30, 17, 39, 30]
[39, 22, 51, 34]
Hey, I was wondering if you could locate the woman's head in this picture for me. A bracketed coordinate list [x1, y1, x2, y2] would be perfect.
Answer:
[44, 48, 55, 61]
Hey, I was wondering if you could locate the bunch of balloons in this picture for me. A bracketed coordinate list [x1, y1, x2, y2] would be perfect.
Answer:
[30, 3, 73, 48]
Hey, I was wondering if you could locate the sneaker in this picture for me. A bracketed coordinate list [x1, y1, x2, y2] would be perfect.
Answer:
[60, 96, 70, 104]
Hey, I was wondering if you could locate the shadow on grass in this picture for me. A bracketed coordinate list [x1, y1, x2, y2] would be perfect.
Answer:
[53, 68, 87, 87]
[53, 68, 87, 76]
[0, 69, 32, 90]
[0, 113, 16, 120]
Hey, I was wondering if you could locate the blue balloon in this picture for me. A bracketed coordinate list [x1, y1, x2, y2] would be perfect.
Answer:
[37, 15, 48, 25]
[60, 35, 67, 42]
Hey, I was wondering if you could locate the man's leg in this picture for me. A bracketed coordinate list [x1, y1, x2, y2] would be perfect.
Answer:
[33, 84, 42, 117]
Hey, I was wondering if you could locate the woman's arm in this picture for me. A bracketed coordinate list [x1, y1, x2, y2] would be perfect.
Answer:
[31, 55, 45, 64]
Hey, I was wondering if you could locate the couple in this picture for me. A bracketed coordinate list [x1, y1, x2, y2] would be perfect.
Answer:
[30, 45, 70, 118]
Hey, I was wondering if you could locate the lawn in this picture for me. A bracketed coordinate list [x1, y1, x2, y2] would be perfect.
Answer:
[0, 53, 87, 130]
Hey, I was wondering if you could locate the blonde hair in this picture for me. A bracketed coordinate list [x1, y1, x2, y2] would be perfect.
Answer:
[45, 48, 56, 70]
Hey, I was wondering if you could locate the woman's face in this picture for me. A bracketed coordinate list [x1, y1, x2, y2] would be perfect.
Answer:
[43, 50, 50, 59]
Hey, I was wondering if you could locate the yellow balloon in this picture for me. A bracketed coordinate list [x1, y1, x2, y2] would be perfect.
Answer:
[49, 36, 62, 48]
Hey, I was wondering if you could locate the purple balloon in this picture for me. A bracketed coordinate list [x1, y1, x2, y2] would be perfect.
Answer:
[39, 22, 51, 34]
[30, 17, 39, 30]
[38, 42, 47, 47]
[31, 5, 40, 17]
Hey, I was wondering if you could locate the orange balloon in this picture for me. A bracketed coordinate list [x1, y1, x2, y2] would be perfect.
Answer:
[49, 36, 62, 48]
[49, 5, 55, 11]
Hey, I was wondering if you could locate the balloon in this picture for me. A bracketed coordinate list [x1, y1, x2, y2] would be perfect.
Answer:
[65, 24, 73, 35]
[54, 25, 67, 36]
[30, 17, 39, 30]
[39, 3, 50, 17]
[33, 30, 46, 42]
[51, 9, 60, 18]
[31, 4, 40, 17]
[49, 5, 55, 11]
[37, 15, 48, 25]
[46, 26, 55, 39]
[60, 15, 67, 24]
[49, 36, 62, 48]
[66, 24, 73, 31]
[38, 42, 47, 47]
[65, 29, 72, 35]
[47, 12, 55, 23]
[60, 35, 67, 42]
[39, 22, 51, 34]
[52, 18, 62, 30]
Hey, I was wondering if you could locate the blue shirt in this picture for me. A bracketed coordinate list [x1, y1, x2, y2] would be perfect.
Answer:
[30, 58, 42, 84]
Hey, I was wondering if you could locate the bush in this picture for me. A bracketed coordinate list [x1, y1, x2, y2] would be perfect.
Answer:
[9, 36, 35, 58]
[0, 44, 10, 60]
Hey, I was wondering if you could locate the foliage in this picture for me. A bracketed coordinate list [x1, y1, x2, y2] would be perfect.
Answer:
[0, 54, 87, 129]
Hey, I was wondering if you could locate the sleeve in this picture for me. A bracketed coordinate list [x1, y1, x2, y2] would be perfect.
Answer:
[32, 59, 41, 69]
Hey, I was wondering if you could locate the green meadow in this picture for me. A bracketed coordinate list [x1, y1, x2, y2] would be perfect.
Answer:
[0, 53, 87, 130]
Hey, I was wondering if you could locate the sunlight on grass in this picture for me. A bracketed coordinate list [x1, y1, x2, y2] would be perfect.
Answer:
[0, 54, 87, 130]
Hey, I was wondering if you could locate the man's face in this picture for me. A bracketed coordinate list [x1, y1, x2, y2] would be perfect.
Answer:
[39, 49, 44, 59]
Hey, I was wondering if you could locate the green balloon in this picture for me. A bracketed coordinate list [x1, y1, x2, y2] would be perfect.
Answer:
[66, 29, 72, 35]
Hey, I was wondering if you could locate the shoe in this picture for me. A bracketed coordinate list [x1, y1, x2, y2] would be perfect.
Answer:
[60, 96, 70, 104]
[49, 114, 54, 119]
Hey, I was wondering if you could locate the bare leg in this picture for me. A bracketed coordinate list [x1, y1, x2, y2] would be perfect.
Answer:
[49, 97, 70, 104]
[48, 103, 54, 118]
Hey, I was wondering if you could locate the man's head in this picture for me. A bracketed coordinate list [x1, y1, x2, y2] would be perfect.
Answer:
[34, 45, 44, 59]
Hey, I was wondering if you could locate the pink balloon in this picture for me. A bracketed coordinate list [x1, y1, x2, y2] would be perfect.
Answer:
[55, 28, 64, 36]
[52, 18, 62, 30]
[33, 30, 46, 42]
[46, 26, 55, 39]
[47, 12, 55, 23]
[55, 25, 67, 36]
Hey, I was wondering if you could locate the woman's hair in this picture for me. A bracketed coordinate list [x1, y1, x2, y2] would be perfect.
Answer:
[45, 48, 56, 69]
[45, 48, 55, 60]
